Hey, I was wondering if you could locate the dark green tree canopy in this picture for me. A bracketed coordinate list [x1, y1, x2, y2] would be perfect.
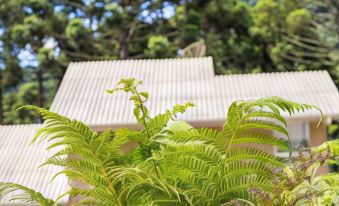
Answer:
[0, 0, 338, 124]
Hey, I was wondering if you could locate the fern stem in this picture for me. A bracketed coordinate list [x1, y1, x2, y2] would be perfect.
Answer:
[132, 86, 151, 140]
[224, 122, 241, 156]
[152, 159, 161, 178]
[87, 144, 122, 206]
[101, 166, 122, 206]
[133, 86, 161, 179]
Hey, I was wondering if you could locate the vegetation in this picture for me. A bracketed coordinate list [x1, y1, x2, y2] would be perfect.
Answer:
[253, 140, 339, 205]
[0, 0, 338, 124]
[1, 79, 338, 205]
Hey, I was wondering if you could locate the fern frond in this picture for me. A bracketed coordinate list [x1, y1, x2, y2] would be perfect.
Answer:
[0, 182, 58, 206]
[19, 106, 127, 205]
[158, 96, 321, 205]
[224, 147, 284, 166]
[232, 132, 289, 149]
[223, 96, 321, 154]
[107, 166, 189, 206]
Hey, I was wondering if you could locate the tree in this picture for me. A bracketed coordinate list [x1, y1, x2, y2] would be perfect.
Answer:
[0, 0, 181, 124]
[0, 0, 338, 124]
[251, 0, 337, 75]
[174, 0, 261, 74]
[0, 0, 25, 123]
[144, 35, 175, 58]
[0, 0, 61, 120]
[311, 0, 339, 87]
[3, 82, 40, 124]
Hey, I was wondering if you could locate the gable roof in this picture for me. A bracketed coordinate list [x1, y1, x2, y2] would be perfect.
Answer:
[0, 124, 69, 205]
[51, 57, 339, 130]
[58, 57, 214, 84]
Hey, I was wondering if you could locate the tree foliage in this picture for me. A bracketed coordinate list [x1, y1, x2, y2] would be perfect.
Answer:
[0, 0, 338, 124]
[0, 78, 334, 206]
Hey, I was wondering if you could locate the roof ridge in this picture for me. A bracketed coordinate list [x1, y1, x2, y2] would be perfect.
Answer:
[214, 70, 329, 77]
[69, 56, 213, 64]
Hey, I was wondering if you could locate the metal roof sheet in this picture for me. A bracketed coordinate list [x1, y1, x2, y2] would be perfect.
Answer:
[214, 71, 339, 120]
[0, 124, 69, 205]
[50, 57, 339, 129]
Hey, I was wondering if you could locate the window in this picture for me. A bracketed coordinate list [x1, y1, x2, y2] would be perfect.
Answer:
[274, 122, 310, 157]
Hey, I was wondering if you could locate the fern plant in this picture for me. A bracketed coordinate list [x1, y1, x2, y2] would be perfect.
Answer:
[158, 96, 321, 205]
[0, 78, 323, 205]
[251, 140, 339, 206]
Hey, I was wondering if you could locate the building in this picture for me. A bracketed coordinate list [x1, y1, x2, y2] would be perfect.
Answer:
[1, 57, 339, 205]
[51, 57, 339, 152]
[0, 124, 69, 205]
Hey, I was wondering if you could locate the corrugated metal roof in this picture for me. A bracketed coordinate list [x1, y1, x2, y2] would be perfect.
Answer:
[214, 71, 339, 118]
[59, 57, 214, 83]
[0, 124, 69, 205]
[50, 57, 339, 129]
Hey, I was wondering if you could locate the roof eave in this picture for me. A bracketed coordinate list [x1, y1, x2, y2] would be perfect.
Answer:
[88, 113, 336, 132]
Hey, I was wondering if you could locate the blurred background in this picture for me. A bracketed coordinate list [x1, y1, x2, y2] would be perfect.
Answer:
[0, 0, 338, 137]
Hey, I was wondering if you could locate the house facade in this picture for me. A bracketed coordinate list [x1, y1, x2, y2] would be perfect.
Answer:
[51, 57, 339, 153]
[1, 57, 339, 205]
